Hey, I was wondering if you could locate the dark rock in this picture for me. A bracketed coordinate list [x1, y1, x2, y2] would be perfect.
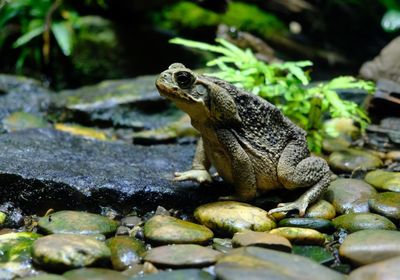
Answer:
[0, 129, 221, 214]
[51, 76, 183, 130]
[278, 218, 335, 233]
[0, 75, 51, 131]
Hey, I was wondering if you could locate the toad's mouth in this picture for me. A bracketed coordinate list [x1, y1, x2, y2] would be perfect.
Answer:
[156, 82, 195, 103]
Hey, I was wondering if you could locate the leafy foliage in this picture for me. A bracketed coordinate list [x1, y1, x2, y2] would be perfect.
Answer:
[170, 38, 375, 153]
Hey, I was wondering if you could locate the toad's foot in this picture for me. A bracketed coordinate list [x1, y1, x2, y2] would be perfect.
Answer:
[268, 199, 309, 217]
[174, 170, 212, 184]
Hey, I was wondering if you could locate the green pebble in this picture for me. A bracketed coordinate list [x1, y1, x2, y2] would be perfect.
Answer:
[333, 213, 396, 233]
[278, 218, 335, 233]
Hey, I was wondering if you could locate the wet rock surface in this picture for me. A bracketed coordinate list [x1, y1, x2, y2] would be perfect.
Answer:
[269, 227, 326, 245]
[0, 128, 221, 213]
[32, 234, 111, 270]
[333, 213, 396, 232]
[194, 201, 276, 236]
[231, 231, 292, 252]
[138, 269, 215, 280]
[339, 229, 400, 266]
[368, 192, 400, 221]
[143, 215, 213, 245]
[348, 256, 400, 280]
[143, 244, 221, 268]
[215, 247, 345, 280]
[328, 149, 383, 172]
[324, 179, 377, 214]
[365, 170, 400, 192]
[106, 236, 146, 270]
[63, 268, 129, 280]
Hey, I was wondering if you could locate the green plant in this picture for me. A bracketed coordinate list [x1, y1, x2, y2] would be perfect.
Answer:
[170, 37, 375, 153]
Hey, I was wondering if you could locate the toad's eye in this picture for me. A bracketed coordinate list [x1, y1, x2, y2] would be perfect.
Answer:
[174, 71, 195, 89]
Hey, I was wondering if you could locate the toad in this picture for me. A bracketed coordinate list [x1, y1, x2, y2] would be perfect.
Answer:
[156, 63, 333, 215]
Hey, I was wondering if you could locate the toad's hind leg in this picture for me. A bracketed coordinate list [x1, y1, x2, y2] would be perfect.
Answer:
[269, 140, 332, 216]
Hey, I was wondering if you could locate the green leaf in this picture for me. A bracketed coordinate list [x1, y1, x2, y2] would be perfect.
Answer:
[51, 22, 73, 56]
[12, 25, 44, 48]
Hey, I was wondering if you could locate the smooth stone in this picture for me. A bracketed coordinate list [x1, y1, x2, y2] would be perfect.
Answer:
[143, 244, 220, 268]
[232, 231, 292, 252]
[269, 227, 325, 245]
[2, 112, 50, 132]
[121, 262, 158, 277]
[292, 245, 335, 265]
[328, 149, 382, 172]
[144, 215, 213, 245]
[333, 213, 396, 232]
[32, 234, 111, 270]
[305, 200, 336, 220]
[212, 238, 233, 253]
[278, 218, 335, 233]
[322, 137, 351, 153]
[324, 178, 377, 214]
[215, 247, 345, 280]
[386, 151, 400, 161]
[0, 232, 41, 279]
[21, 274, 67, 280]
[63, 268, 128, 280]
[369, 192, 400, 221]
[121, 216, 142, 228]
[138, 269, 215, 280]
[339, 229, 400, 265]
[0, 129, 220, 213]
[194, 201, 276, 236]
[54, 123, 111, 141]
[38, 210, 119, 236]
[0, 212, 6, 225]
[116, 226, 130, 236]
[365, 170, 400, 192]
[349, 256, 400, 280]
[106, 236, 146, 271]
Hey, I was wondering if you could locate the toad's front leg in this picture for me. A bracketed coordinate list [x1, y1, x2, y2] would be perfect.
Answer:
[269, 140, 332, 216]
[174, 137, 212, 184]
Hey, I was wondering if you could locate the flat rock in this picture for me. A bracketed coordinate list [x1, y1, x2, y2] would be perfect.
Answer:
[232, 231, 292, 252]
[269, 227, 326, 245]
[328, 149, 382, 172]
[51, 76, 183, 130]
[369, 192, 400, 221]
[215, 247, 345, 280]
[38, 210, 119, 235]
[333, 213, 396, 233]
[63, 268, 129, 280]
[194, 201, 276, 236]
[143, 244, 221, 268]
[365, 170, 400, 192]
[106, 236, 146, 270]
[339, 229, 400, 266]
[0, 128, 221, 213]
[0, 75, 51, 132]
[349, 256, 400, 280]
[324, 179, 377, 214]
[278, 218, 335, 233]
[143, 215, 213, 245]
[32, 234, 111, 270]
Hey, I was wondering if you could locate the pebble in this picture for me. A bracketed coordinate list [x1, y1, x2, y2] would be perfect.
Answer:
[212, 238, 233, 253]
[324, 179, 377, 214]
[38, 210, 119, 236]
[143, 215, 213, 245]
[369, 192, 400, 221]
[232, 231, 292, 252]
[215, 247, 345, 280]
[137, 269, 215, 280]
[364, 170, 400, 192]
[143, 244, 221, 268]
[348, 256, 400, 280]
[121, 216, 142, 228]
[328, 148, 382, 172]
[278, 218, 335, 233]
[269, 227, 326, 245]
[2, 111, 50, 132]
[304, 200, 336, 220]
[339, 229, 400, 265]
[116, 226, 130, 236]
[333, 213, 396, 232]
[106, 236, 146, 270]
[386, 151, 400, 161]
[32, 234, 111, 270]
[292, 245, 335, 265]
[122, 262, 158, 277]
[0, 211, 7, 225]
[322, 137, 351, 153]
[194, 201, 276, 236]
[63, 268, 129, 280]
